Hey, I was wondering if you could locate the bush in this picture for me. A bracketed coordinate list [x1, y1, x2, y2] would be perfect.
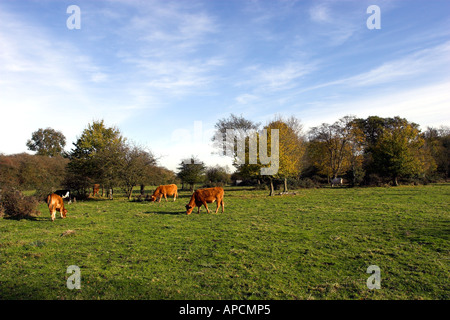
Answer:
[0, 187, 40, 219]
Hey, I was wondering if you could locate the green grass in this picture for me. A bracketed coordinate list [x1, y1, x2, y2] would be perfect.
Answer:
[0, 184, 449, 300]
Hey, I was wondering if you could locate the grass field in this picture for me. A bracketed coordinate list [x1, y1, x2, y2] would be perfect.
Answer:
[0, 184, 449, 300]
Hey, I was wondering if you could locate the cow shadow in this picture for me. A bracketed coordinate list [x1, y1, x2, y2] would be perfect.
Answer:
[144, 210, 184, 215]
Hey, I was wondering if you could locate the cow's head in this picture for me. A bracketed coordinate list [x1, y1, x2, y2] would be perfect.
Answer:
[62, 208, 68, 218]
[185, 204, 194, 215]
[149, 195, 157, 202]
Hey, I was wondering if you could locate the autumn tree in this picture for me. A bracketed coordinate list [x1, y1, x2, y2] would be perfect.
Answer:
[308, 116, 358, 182]
[26, 128, 66, 157]
[213, 114, 305, 196]
[265, 116, 306, 192]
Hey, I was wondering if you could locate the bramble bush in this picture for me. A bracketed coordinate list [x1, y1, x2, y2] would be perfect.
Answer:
[0, 187, 40, 219]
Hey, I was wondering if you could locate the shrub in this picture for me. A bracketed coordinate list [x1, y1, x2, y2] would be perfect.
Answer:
[0, 187, 40, 219]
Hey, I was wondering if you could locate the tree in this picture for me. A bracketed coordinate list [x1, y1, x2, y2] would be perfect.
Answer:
[371, 118, 426, 186]
[423, 126, 450, 179]
[118, 143, 157, 200]
[26, 128, 66, 157]
[212, 113, 265, 190]
[266, 116, 306, 192]
[213, 113, 305, 196]
[308, 115, 357, 181]
[212, 113, 261, 158]
[205, 165, 231, 186]
[67, 120, 125, 197]
[355, 116, 427, 186]
[177, 156, 206, 192]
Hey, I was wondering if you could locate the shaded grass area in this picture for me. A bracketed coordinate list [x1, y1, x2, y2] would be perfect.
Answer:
[0, 185, 448, 300]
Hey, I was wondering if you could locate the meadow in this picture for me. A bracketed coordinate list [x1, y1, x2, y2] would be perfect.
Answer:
[0, 184, 448, 300]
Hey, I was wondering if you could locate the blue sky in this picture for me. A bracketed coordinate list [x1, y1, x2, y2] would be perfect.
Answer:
[1, 0, 449, 172]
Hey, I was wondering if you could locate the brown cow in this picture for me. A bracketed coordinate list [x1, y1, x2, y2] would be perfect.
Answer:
[93, 184, 100, 197]
[46, 193, 67, 222]
[150, 184, 178, 202]
[185, 187, 224, 215]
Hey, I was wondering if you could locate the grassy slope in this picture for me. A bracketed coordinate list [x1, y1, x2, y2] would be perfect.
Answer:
[0, 184, 448, 300]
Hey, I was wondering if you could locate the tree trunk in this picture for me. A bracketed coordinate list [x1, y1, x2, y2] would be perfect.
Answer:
[393, 176, 398, 186]
[268, 178, 274, 196]
[283, 177, 288, 192]
[127, 186, 134, 200]
[140, 184, 145, 196]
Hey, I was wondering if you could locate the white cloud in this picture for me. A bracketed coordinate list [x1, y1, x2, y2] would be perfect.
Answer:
[239, 62, 315, 93]
[346, 41, 450, 87]
[309, 4, 330, 23]
[235, 94, 259, 104]
[299, 81, 450, 132]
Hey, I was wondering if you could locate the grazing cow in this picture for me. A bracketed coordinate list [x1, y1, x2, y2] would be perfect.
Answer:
[93, 184, 100, 197]
[46, 193, 67, 222]
[331, 177, 343, 187]
[185, 187, 224, 215]
[150, 184, 178, 202]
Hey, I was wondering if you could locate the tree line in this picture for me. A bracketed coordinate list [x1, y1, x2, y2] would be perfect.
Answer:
[1, 115, 448, 201]
[0, 121, 231, 200]
[211, 114, 449, 195]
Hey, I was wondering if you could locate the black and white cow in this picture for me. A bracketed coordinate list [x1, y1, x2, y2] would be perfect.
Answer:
[54, 190, 71, 203]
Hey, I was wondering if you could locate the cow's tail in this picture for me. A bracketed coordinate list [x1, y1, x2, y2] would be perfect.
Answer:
[46, 194, 51, 204]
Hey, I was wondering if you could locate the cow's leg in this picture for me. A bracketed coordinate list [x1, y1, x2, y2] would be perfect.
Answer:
[164, 194, 168, 202]
[202, 201, 210, 213]
[215, 202, 220, 213]
[221, 199, 224, 213]
[50, 209, 56, 222]
[173, 191, 177, 201]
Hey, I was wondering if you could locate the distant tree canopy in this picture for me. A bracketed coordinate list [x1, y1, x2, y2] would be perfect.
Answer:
[177, 156, 206, 192]
[214, 113, 449, 189]
[26, 128, 66, 157]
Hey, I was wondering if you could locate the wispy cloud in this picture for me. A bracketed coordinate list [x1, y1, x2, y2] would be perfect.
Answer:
[309, 3, 330, 23]
[238, 61, 316, 93]
[347, 41, 450, 86]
